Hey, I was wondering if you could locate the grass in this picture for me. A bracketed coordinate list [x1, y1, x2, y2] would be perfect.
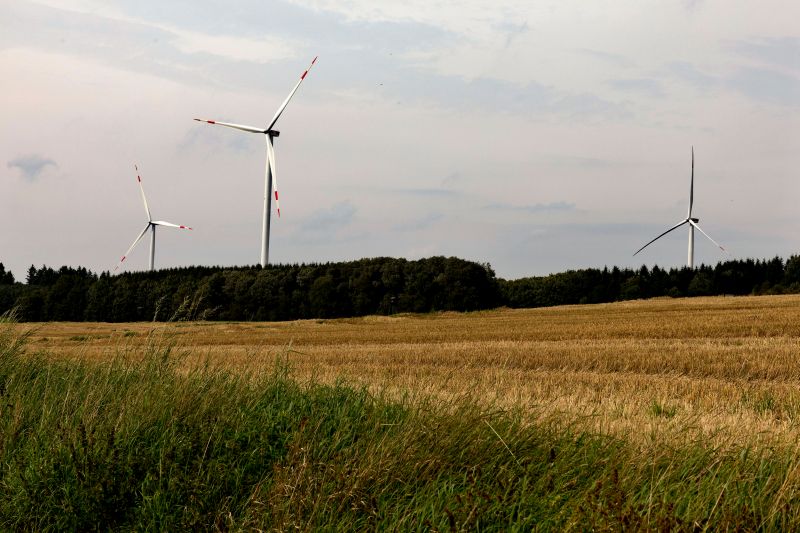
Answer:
[649, 400, 678, 419]
[3, 297, 800, 529]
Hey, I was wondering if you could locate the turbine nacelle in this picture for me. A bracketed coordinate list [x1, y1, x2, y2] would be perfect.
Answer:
[690, 217, 699, 223]
[267, 130, 280, 138]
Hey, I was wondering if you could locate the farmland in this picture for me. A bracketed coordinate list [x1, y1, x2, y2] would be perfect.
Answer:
[25, 294, 800, 446]
[4, 294, 800, 529]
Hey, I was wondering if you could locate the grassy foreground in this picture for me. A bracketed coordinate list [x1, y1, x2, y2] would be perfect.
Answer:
[2, 314, 800, 530]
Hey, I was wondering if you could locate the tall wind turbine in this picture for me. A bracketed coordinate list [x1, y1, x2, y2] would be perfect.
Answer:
[115, 165, 192, 272]
[194, 56, 318, 267]
[633, 147, 727, 268]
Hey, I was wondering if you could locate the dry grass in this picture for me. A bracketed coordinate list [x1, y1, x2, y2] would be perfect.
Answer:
[20, 294, 800, 447]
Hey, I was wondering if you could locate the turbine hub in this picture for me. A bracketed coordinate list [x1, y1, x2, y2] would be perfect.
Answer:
[267, 130, 280, 137]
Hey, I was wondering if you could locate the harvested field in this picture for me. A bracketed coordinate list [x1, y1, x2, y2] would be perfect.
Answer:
[21, 294, 800, 447]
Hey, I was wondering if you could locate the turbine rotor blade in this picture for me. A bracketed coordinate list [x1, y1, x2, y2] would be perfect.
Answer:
[688, 146, 694, 218]
[267, 136, 280, 217]
[633, 219, 689, 257]
[266, 56, 318, 131]
[135, 165, 152, 222]
[151, 221, 193, 230]
[261, 138, 275, 222]
[115, 224, 151, 271]
[689, 220, 727, 254]
[193, 118, 265, 134]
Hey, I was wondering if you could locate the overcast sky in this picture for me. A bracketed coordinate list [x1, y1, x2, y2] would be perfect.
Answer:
[1, 0, 798, 280]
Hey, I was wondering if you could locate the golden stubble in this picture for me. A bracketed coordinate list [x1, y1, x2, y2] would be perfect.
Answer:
[19, 294, 800, 447]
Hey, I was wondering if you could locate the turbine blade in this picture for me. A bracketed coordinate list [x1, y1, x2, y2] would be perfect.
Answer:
[266, 56, 318, 131]
[633, 219, 689, 257]
[267, 136, 280, 217]
[115, 224, 151, 271]
[193, 118, 264, 134]
[690, 221, 728, 254]
[135, 165, 152, 221]
[151, 221, 193, 230]
[688, 146, 694, 218]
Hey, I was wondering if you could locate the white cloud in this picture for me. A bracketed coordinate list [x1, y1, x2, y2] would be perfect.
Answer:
[26, 0, 301, 64]
[163, 27, 300, 64]
[1, 0, 799, 280]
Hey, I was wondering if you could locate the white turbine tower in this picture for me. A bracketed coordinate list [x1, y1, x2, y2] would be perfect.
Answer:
[634, 147, 727, 268]
[115, 165, 192, 272]
[194, 56, 318, 267]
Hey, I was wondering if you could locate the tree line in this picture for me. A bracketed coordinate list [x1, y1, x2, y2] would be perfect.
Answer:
[0, 257, 500, 322]
[500, 256, 800, 308]
[0, 255, 798, 322]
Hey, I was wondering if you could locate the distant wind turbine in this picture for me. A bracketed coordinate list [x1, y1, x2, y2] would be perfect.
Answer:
[633, 147, 727, 268]
[115, 165, 192, 272]
[194, 56, 318, 267]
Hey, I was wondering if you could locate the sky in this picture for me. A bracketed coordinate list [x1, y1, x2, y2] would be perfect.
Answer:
[1, 0, 798, 280]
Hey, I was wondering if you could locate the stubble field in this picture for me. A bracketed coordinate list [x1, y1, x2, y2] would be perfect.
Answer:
[25, 293, 800, 448]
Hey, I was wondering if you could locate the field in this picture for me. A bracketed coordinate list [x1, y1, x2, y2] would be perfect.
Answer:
[27, 294, 800, 446]
[4, 294, 800, 529]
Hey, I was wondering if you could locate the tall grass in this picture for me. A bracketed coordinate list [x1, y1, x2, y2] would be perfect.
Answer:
[1, 312, 800, 530]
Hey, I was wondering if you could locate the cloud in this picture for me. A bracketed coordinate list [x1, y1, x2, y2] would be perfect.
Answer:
[609, 78, 664, 98]
[5, 0, 630, 123]
[682, 0, 704, 11]
[7, 154, 57, 181]
[497, 19, 529, 49]
[301, 200, 356, 229]
[399, 188, 460, 197]
[440, 172, 463, 187]
[545, 155, 620, 170]
[727, 67, 800, 107]
[392, 212, 443, 232]
[667, 61, 719, 89]
[178, 124, 260, 154]
[576, 48, 634, 68]
[11, 0, 449, 91]
[726, 38, 800, 106]
[488, 201, 576, 214]
[295, 201, 357, 243]
[167, 27, 300, 64]
[731, 37, 800, 73]
[551, 92, 631, 120]
[668, 60, 799, 106]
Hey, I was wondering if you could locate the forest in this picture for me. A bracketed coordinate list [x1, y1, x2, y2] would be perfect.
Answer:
[0, 255, 798, 322]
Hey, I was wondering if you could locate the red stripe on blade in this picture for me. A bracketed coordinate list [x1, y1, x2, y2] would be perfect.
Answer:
[301, 71, 307, 80]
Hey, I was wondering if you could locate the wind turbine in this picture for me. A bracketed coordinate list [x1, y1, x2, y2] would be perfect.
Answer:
[194, 56, 318, 267]
[633, 147, 727, 268]
[115, 165, 192, 272]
